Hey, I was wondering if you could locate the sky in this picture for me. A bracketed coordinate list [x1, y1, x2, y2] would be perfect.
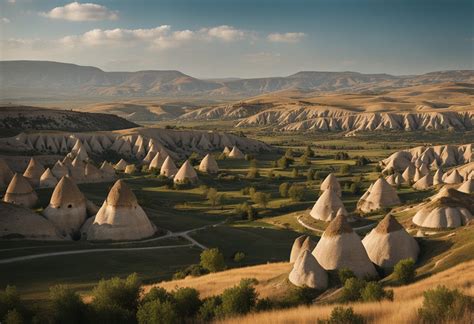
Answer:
[0, 0, 472, 78]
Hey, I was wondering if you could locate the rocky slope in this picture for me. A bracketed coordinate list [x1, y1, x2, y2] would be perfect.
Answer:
[0, 105, 138, 132]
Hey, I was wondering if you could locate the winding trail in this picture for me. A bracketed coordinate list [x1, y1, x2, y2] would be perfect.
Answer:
[297, 215, 377, 233]
[0, 221, 226, 264]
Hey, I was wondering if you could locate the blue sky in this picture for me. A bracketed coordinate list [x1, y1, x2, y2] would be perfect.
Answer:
[0, 0, 472, 77]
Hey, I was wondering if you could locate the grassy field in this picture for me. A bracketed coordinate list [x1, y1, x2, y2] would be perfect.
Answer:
[1, 129, 470, 301]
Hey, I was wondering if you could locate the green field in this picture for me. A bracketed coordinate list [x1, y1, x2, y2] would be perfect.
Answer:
[1, 129, 472, 300]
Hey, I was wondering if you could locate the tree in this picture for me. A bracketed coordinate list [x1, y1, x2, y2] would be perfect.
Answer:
[338, 268, 356, 285]
[349, 182, 362, 195]
[252, 192, 271, 208]
[300, 154, 311, 166]
[200, 248, 226, 273]
[3, 309, 24, 324]
[285, 148, 294, 158]
[216, 279, 258, 317]
[361, 282, 393, 302]
[172, 287, 201, 319]
[321, 306, 365, 324]
[291, 168, 299, 178]
[393, 258, 416, 285]
[307, 168, 316, 181]
[355, 156, 370, 166]
[234, 252, 245, 263]
[198, 296, 222, 322]
[48, 285, 86, 324]
[288, 184, 305, 202]
[0, 286, 22, 320]
[188, 152, 200, 166]
[279, 182, 290, 198]
[305, 145, 315, 158]
[341, 278, 366, 302]
[91, 273, 142, 316]
[418, 286, 473, 323]
[277, 156, 293, 169]
[334, 152, 350, 160]
[142, 287, 172, 305]
[137, 300, 178, 324]
[339, 164, 351, 175]
[246, 167, 260, 179]
[206, 188, 224, 206]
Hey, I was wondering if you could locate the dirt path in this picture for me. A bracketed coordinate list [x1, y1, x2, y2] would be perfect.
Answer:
[0, 221, 226, 264]
[297, 215, 377, 233]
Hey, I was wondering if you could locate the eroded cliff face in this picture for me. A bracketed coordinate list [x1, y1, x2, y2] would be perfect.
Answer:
[235, 109, 473, 132]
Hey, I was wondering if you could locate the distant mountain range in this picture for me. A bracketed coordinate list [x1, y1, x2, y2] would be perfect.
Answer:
[1, 60, 473, 98]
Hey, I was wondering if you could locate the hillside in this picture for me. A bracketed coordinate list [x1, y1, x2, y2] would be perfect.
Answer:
[1, 61, 473, 98]
[176, 82, 474, 132]
[0, 105, 138, 132]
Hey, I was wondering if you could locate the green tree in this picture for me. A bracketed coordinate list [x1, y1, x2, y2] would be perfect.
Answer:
[252, 192, 271, 208]
[172, 287, 201, 319]
[206, 188, 224, 206]
[305, 145, 315, 157]
[288, 184, 305, 202]
[234, 252, 245, 263]
[3, 309, 24, 324]
[216, 279, 258, 318]
[0, 286, 22, 320]
[320, 306, 365, 324]
[285, 148, 294, 158]
[48, 285, 86, 324]
[341, 278, 366, 302]
[361, 282, 393, 302]
[279, 182, 290, 198]
[246, 167, 260, 179]
[291, 168, 299, 178]
[307, 168, 316, 181]
[136, 300, 178, 324]
[200, 248, 226, 273]
[198, 296, 222, 322]
[393, 258, 416, 285]
[339, 164, 351, 175]
[418, 286, 473, 323]
[300, 154, 311, 166]
[142, 287, 172, 305]
[277, 156, 293, 169]
[338, 268, 356, 285]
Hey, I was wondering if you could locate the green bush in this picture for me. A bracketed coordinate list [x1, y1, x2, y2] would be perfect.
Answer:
[172, 287, 201, 319]
[339, 164, 351, 175]
[341, 278, 366, 302]
[307, 168, 316, 181]
[291, 168, 299, 178]
[361, 282, 393, 302]
[279, 182, 290, 198]
[418, 285, 473, 323]
[305, 145, 315, 157]
[288, 184, 305, 202]
[173, 264, 208, 280]
[234, 252, 246, 263]
[0, 286, 22, 320]
[91, 273, 141, 312]
[206, 188, 224, 206]
[141, 287, 172, 305]
[235, 202, 258, 220]
[393, 258, 416, 285]
[198, 296, 222, 321]
[338, 268, 356, 285]
[319, 306, 365, 324]
[3, 309, 24, 324]
[246, 167, 260, 179]
[334, 152, 350, 160]
[48, 285, 86, 324]
[136, 300, 178, 324]
[251, 192, 271, 208]
[216, 278, 258, 318]
[200, 248, 226, 273]
[277, 156, 293, 169]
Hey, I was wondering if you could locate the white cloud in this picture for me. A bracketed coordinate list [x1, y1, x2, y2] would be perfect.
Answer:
[58, 25, 250, 49]
[7, 0, 16, 4]
[201, 25, 246, 42]
[41, 2, 118, 21]
[267, 32, 306, 43]
[1, 17, 10, 24]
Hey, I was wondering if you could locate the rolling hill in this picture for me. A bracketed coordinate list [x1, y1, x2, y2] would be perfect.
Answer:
[1, 60, 473, 98]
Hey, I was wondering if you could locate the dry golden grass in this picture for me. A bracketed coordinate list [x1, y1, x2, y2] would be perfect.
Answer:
[144, 262, 292, 298]
[218, 260, 474, 324]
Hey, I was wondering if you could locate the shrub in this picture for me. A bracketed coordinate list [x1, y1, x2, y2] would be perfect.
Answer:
[0, 286, 22, 320]
[188, 152, 200, 166]
[277, 156, 293, 169]
[288, 184, 305, 202]
[198, 296, 222, 321]
[234, 252, 246, 263]
[355, 156, 370, 166]
[339, 164, 351, 175]
[291, 168, 299, 178]
[206, 188, 224, 206]
[252, 192, 271, 208]
[307, 168, 316, 181]
[235, 202, 258, 220]
[314, 171, 329, 180]
[48, 285, 86, 324]
[3, 309, 24, 324]
[374, 165, 382, 172]
[338, 268, 356, 285]
[91, 273, 141, 312]
[320, 306, 365, 324]
[285, 148, 294, 158]
[142, 287, 172, 305]
[279, 182, 290, 198]
[334, 152, 350, 160]
[173, 264, 208, 280]
[136, 300, 178, 324]
[172, 287, 201, 319]
[200, 248, 226, 273]
[361, 282, 393, 302]
[393, 258, 416, 285]
[341, 278, 366, 302]
[418, 285, 473, 323]
[216, 278, 258, 317]
[246, 167, 260, 179]
[305, 145, 315, 157]
[349, 182, 362, 195]
[300, 155, 311, 166]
